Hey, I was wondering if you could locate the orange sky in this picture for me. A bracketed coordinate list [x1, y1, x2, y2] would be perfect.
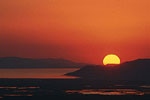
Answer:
[0, 0, 150, 64]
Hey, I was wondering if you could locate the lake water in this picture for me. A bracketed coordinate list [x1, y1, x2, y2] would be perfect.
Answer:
[1, 68, 150, 98]
[66, 89, 146, 95]
[0, 68, 79, 79]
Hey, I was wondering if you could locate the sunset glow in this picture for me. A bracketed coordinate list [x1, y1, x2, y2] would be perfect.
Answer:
[0, 1, 150, 98]
[0, 0, 150, 64]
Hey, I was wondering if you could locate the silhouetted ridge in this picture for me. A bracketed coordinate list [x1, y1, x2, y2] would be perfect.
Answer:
[66, 59, 150, 81]
[0, 57, 87, 68]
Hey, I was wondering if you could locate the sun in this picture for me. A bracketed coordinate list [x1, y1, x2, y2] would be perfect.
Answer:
[103, 54, 120, 66]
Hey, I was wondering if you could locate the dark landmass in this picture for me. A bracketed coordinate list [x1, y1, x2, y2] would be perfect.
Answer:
[66, 59, 150, 81]
[0, 57, 87, 68]
[0, 79, 150, 100]
[0, 59, 150, 100]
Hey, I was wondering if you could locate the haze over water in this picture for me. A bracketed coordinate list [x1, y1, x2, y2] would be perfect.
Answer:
[0, 68, 79, 79]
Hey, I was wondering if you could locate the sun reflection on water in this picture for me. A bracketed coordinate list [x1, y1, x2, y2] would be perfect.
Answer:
[66, 89, 145, 95]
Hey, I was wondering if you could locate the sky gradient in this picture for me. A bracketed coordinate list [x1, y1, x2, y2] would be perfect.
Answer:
[0, 0, 150, 64]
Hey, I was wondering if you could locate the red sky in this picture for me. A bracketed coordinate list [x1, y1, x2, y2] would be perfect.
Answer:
[0, 0, 150, 64]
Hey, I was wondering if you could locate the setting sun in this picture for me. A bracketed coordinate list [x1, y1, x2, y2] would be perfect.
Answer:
[103, 54, 120, 66]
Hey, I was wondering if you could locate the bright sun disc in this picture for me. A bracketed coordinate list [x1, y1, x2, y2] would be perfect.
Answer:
[103, 54, 120, 65]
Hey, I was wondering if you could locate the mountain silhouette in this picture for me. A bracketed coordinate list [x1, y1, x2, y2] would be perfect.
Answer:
[0, 57, 87, 68]
[66, 59, 150, 81]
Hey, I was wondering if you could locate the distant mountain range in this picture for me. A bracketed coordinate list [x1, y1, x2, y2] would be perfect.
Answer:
[66, 59, 150, 81]
[0, 57, 87, 68]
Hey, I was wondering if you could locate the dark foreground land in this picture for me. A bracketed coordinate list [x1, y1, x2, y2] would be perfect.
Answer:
[0, 79, 150, 100]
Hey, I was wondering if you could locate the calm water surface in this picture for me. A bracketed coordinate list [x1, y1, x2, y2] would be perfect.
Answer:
[0, 68, 79, 79]
[66, 89, 147, 95]
[1, 69, 150, 97]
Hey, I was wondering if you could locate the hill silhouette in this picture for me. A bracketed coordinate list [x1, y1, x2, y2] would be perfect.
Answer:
[66, 59, 150, 81]
[0, 57, 87, 68]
